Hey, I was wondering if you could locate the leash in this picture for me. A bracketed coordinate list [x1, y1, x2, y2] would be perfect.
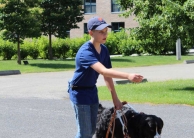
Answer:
[116, 110, 130, 138]
[106, 102, 162, 138]
[106, 101, 131, 138]
[106, 109, 116, 138]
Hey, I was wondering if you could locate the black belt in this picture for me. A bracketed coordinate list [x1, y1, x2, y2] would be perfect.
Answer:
[71, 85, 95, 90]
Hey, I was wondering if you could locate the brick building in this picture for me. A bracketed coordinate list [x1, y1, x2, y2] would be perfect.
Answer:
[70, 0, 139, 38]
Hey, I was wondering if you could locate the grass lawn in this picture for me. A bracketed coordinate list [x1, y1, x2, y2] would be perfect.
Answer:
[1, 55, 193, 106]
[98, 79, 194, 106]
[0, 55, 193, 73]
[0, 59, 76, 73]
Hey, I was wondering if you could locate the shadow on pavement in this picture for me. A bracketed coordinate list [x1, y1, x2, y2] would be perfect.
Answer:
[29, 63, 75, 69]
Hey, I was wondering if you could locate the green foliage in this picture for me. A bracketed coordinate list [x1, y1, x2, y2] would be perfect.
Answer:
[40, 0, 84, 38]
[40, 0, 84, 59]
[0, 1, 41, 43]
[0, 0, 41, 64]
[28, 39, 40, 59]
[23, 0, 42, 7]
[105, 31, 120, 54]
[105, 29, 142, 55]
[36, 36, 49, 59]
[0, 43, 1, 54]
[68, 35, 89, 58]
[25, 35, 88, 60]
[118, 0, 194, 55]
[52, 38, 70, 59]
[20, 46, 28, 60]
[120, 37, 142, 56]
[0, 39, 16, 60]
[21, 39, 40, 59]
[184, 0, 194, 20]
[83, 33, 91, 41]
[16, 35, 90, 60]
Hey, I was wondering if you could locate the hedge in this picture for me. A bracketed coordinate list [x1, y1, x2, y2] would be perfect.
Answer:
[0, 39, 16, 60]
[0, 30, 191, 60]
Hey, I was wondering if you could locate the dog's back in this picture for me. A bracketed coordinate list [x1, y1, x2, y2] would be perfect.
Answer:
[95, 104, 163, 138]
[95, 104, 137, 138]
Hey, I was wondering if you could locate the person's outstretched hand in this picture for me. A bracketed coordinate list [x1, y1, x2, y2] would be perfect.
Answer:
[128, 74, 143, 83]
[113, 98, 123, 110]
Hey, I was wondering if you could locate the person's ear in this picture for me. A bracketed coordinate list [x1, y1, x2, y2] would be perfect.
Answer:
[88, 30, 94, 36]
[88, 30, 93, 36]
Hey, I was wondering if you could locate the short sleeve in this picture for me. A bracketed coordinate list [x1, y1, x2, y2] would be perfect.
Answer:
[79, 49, 98, 69]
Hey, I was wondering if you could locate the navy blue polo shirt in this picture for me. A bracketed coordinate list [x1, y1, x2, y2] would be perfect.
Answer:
[68, 41, 112, 104]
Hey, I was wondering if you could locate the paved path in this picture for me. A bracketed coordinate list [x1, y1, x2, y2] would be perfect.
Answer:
[0, 63, 194, 138]
[0, 63, 194, 99]
[1, 98, 194, 138]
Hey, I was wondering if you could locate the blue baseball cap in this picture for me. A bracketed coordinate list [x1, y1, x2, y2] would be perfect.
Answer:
[87, 17, 112, 31]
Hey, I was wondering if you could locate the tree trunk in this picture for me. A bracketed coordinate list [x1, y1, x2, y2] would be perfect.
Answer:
[48, 31, 53, 60]
[17, 35, 21, 65]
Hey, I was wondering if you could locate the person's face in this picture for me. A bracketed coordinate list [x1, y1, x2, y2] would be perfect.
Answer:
[90, 27, 108, 44]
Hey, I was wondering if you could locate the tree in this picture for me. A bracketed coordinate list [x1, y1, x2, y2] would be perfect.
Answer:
[118, 0, 194, 54]
[40, 0, 84, 60]
[0, 0, 41, 64]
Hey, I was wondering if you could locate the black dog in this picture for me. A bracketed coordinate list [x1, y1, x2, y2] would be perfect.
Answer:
[95, 104, 164, 138]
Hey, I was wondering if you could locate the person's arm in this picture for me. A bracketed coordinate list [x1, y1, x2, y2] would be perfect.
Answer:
[103, 76, 123, 110]
[91, 62, 143, 110]
[91, 62, 143, 83]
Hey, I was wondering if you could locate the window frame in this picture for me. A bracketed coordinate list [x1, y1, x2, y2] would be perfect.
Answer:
[84, 23, 89, 34]
[84, 0, 96, 14]
[111, 22, 125, 32]
[111, 0, 122, 13]
[66, 31, 70, 38]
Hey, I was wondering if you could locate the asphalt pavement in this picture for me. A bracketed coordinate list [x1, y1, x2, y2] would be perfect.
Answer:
[0, 63, 194, 138]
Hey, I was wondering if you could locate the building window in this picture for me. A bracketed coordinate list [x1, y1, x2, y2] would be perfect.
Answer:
[66, 31, 70, 38]
[84, 23, 88, 34]
[111, 22, 125, 32]
[111, 0, 122, 12]
[84, 0, 96, 13]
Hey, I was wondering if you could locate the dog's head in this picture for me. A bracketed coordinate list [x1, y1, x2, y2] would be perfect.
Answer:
[131, 114, 164, 138]
[98, 103, 106, 114]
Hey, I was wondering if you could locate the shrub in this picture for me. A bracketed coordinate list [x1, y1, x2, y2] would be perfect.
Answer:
[52, 38, 70, 59]
[83, 34, 90, 41]
[29, 46, 39, 59]
[37, 36, 49, 59]
[28, 39, 39, 59]
[68, 35, 90, 58]
[21, 38, 42, 60]
[0, 43, 2, 56]
[105, 32, 118, 54]
[20, 47, 28, 60]
[0, 39, 16, 60]
[105, 29, 130, 55]
[121, 38, 142, 56]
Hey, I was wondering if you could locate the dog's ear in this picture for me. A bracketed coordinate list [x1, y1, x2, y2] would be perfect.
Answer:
[145, 117, 154, 128]
[157, 117, 164, 128]
[131, 114, 148, 138]
[99, 103, 103, 108]
[156, 117, 164, 134]
[98, 103, 106, 115]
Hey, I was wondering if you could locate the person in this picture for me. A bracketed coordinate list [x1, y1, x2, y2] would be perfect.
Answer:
[68, 16, 143, 138]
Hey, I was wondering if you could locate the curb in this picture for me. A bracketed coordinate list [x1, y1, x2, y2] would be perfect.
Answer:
[184, 60, 194, 64]
[0, 70, 21, 76]
[114, 78, 148, 84]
